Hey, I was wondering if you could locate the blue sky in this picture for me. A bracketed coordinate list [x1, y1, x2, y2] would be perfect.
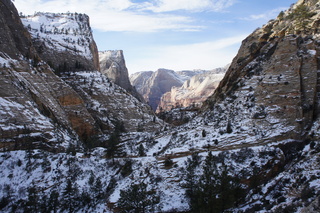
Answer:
[14, 0, 295, 74]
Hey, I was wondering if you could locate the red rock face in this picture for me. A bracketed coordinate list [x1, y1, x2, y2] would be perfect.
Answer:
[0, 0, 37, 60]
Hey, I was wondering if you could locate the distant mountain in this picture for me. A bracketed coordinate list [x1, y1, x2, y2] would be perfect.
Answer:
[157, 67, 227, 112]
[130, 68, 186, 111]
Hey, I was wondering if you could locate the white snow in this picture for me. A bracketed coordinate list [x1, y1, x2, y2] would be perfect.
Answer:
[308, 49, 317, 56]
[21, 13, 93, 59]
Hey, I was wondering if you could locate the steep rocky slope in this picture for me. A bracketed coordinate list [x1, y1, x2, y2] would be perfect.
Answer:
[203, 0, 320, 143]
[157, 67, 226, 112]
[0, 0, 98, 148]
[99, 50, 143, 102]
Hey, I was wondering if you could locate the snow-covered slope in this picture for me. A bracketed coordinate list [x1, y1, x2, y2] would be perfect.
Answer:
[22, 13, 93, 58]
[61, 70, 162, 134]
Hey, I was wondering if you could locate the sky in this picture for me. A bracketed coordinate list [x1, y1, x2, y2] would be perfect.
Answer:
[13, 0, 295, 74]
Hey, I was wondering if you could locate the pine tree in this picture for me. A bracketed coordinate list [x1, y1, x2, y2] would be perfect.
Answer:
[92, 177, 104, 203]
[289, 4, 316, 31]
[138, 144, 146, 157]
[117, 182, 160, 213]
[185, 152, 245, 213]
[24, 184, 39, 213]
[184, 152, 201, 212]
[61, 179, 79, 212]
[106, 132, 120, 158]
[48, 189, 59, 213]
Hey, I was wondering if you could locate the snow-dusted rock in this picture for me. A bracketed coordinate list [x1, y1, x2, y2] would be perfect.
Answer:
[21, 12, 100, 72]
[99, 50, 143, 102]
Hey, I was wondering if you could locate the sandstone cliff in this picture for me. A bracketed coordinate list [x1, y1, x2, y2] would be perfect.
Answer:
[22, 12, 161, 134]
[99, 50, 143, 102]
[129, 71, 153, 93]
[157, 67, 226, 112]
[21, 12, 100, 73]
[0, 1, 98, 148]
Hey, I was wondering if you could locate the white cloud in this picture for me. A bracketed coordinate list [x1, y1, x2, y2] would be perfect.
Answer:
[127, 34, 246, 73]
[14, 0, 207, 32]
[142, 0, 237, 12]
[242, 7, 287, 21]
[91, 12, 202, 32]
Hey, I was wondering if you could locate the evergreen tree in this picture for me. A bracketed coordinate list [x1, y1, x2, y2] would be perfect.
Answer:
[202, 129, 207, 137]
[184, 152, 201, 212]
[185, 152, 245, 213]
[61, 179, 79, 212]
[48, 189, 59, 213]
[24, 184, 39, 213]
[106, 131, 120, 158]
[138, 144, 146, 157]
[195, 151, 219, 213]
[92, 177, 104, 204]
[117, 182, 160, 213]
[289, 4, 316, 31]
[0, 184, 13, 211]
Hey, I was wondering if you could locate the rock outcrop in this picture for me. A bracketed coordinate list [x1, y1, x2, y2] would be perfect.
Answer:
[157, 67, 226, 112]
[129, 71, 154, 93]
[0, 0, 37, 61]
[99, 50, 143, 101]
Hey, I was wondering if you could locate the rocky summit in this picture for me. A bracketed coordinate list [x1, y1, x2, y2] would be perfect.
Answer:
[21, 12, 100, 73]
[99, 50, 143, 102]
[1, 0, 320, 213]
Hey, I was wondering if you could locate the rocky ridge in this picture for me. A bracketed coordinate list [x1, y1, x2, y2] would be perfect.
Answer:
[0, 1, 98, 148]
[0, 1, 162, 150]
